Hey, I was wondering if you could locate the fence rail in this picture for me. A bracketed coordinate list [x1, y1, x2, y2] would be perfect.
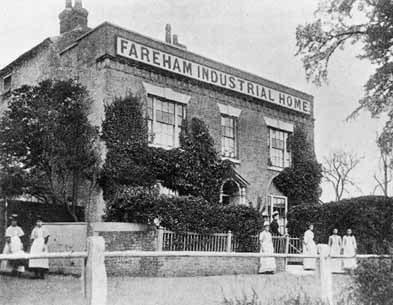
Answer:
[1, 238, 392, 305]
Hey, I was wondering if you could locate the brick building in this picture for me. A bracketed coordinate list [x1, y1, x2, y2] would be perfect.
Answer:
[0, 1, 315, 231]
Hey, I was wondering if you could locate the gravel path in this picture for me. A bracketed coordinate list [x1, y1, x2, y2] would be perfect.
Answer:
[0, 272, 352, 305]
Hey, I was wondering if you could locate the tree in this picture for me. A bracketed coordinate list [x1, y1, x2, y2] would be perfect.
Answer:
[323, 151, 362, 201]
[296, 0, 393, 153]
[374, 133, 393, 197]
[0, 79, 100, 220]
[273, 125, 323, 206]
[100, 94, 231, 205]
[163, 118, 232, 203]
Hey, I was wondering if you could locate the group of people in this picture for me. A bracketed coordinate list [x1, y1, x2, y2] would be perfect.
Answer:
[1, 214, 50, 279]
[303, 224, 357, 272]
[258, 213, 358, 274]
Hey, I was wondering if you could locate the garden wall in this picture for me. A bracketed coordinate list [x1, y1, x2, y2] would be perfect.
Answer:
[45, 222, 285, 277]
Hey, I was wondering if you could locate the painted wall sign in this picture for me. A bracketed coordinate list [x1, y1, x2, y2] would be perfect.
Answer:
[116, 37, 311, 114]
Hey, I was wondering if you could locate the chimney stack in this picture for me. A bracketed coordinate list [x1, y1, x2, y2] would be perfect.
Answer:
[59, 0, 89, 34]
[164, 25, 187, 49]
[165, 24, 172, 44]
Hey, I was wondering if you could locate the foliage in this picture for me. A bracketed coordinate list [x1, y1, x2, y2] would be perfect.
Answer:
[104, 188, 263, 251]
[273, 125, 322, 207]
[322, 151, 362, 201]
[352, 259, 393, 305]
[295, 0, 393, 154]
[0, 79, 100, 220]
[287, 196, 393, 253]
[100, 94, 231, 204]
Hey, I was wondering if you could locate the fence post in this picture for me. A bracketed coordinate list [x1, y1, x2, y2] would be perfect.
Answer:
[227, 231, 232, 252]
[318, 244, 333, 305]
[157, 228, 164, 251]
[284, 235, 289, 271]
[85, 236, 107, 305]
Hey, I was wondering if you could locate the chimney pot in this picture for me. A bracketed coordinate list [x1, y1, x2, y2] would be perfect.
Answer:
[173, 34, 178, 45]
[74, 0, 83, 9]
[165, 24, 172, 44]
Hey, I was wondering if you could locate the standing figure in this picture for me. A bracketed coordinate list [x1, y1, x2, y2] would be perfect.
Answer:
[343, 228, 357, 271]
[270, 211, 281, 236]
[29, 216, 50, 279]
[328, 228, 342, 273]
[1, 214, 25, 276]
[303, 223, 317, 270]
[258, 221, 276, 274]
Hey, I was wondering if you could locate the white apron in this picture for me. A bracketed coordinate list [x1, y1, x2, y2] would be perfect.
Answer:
[329, 234, 342, 272]
[1, 226, 25, 273]
[29, 226, 49, 269]
[303, 229, 317, 270]
[258, 231, 276, 273]
[343, 235, 357, 270]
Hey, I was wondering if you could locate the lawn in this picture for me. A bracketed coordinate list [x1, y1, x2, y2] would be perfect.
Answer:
[0, 272, 352, 305]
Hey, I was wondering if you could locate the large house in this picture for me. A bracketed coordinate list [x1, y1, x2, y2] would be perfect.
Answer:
[0, 1, 315, 233]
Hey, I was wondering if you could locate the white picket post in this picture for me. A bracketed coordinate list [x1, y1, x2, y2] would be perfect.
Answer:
[86, 236, 107, 305]
[318, 244, 333, 305]
[227, 231, 232, 252]
[157, 228, 164, 251]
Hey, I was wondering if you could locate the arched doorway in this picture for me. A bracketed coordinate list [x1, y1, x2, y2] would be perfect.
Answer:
[221, 179, 240, 205]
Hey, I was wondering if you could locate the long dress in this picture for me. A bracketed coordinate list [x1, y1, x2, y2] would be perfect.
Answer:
[328, 234, 342, 272]
[1, 226, 25, 273]
[258, 230, 276, 273]
[29, 226, 50, 270]
[303, 229, 317, 270]
[343, 235, 357, 270]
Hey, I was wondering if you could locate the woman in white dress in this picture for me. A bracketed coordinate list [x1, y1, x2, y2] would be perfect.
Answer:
[1, 214, 25, 276]
[343, 228, 357, 271]
[328, 228, 342, 273]
[258, 221, 276, 274]
[29, 217, 50, 279]
[303, 224, 317, 270]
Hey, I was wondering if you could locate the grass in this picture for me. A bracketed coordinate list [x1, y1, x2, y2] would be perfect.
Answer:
[0, 272, 353, 305]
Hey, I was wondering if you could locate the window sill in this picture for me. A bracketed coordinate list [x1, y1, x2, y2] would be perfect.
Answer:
[221, 156, 241, 164]
[268, 166, 284, 172]
[148, 143, 178, 150]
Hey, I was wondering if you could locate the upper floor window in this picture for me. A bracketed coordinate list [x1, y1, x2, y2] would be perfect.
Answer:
[3, 75, 11, 92]
[221, 115, 238, 159]
[147, 95, 186, 148]
[268, 128, 291, 168]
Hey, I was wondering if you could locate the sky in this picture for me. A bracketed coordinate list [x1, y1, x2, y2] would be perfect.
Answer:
[0, 0, 385, 202]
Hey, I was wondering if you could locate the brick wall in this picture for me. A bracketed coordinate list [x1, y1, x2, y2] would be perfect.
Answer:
[106, 256, 286, 277]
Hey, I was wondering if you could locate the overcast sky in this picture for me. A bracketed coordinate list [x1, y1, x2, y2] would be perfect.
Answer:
[0, 0, 384, 202]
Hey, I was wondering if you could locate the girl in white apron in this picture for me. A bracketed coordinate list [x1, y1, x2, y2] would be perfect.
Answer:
[1, 214, 25, 276]
[258, 221, 276, 274]
[328, 228, 342, 273]
[29, 217, 50, 279]
[303, 224, 317, 270]
[343, 228, 357, 271]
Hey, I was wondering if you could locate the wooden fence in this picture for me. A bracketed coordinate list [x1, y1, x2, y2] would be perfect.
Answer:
[1, 236, 392, 305]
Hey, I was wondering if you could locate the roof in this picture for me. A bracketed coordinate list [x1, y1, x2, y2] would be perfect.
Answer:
[1, 21, 313, 102]
[0, 38, 53, 77]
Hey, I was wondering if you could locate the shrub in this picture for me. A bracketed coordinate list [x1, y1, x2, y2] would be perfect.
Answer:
[273, 125, 322, 207]
[352, 259, 393, 305]
[104, 188, 263, 251]
[287, 196, 393, 253]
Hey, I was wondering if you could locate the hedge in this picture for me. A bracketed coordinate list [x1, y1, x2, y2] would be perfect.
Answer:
[104, 188, 263, 252]
[287, 196, 393, 254]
